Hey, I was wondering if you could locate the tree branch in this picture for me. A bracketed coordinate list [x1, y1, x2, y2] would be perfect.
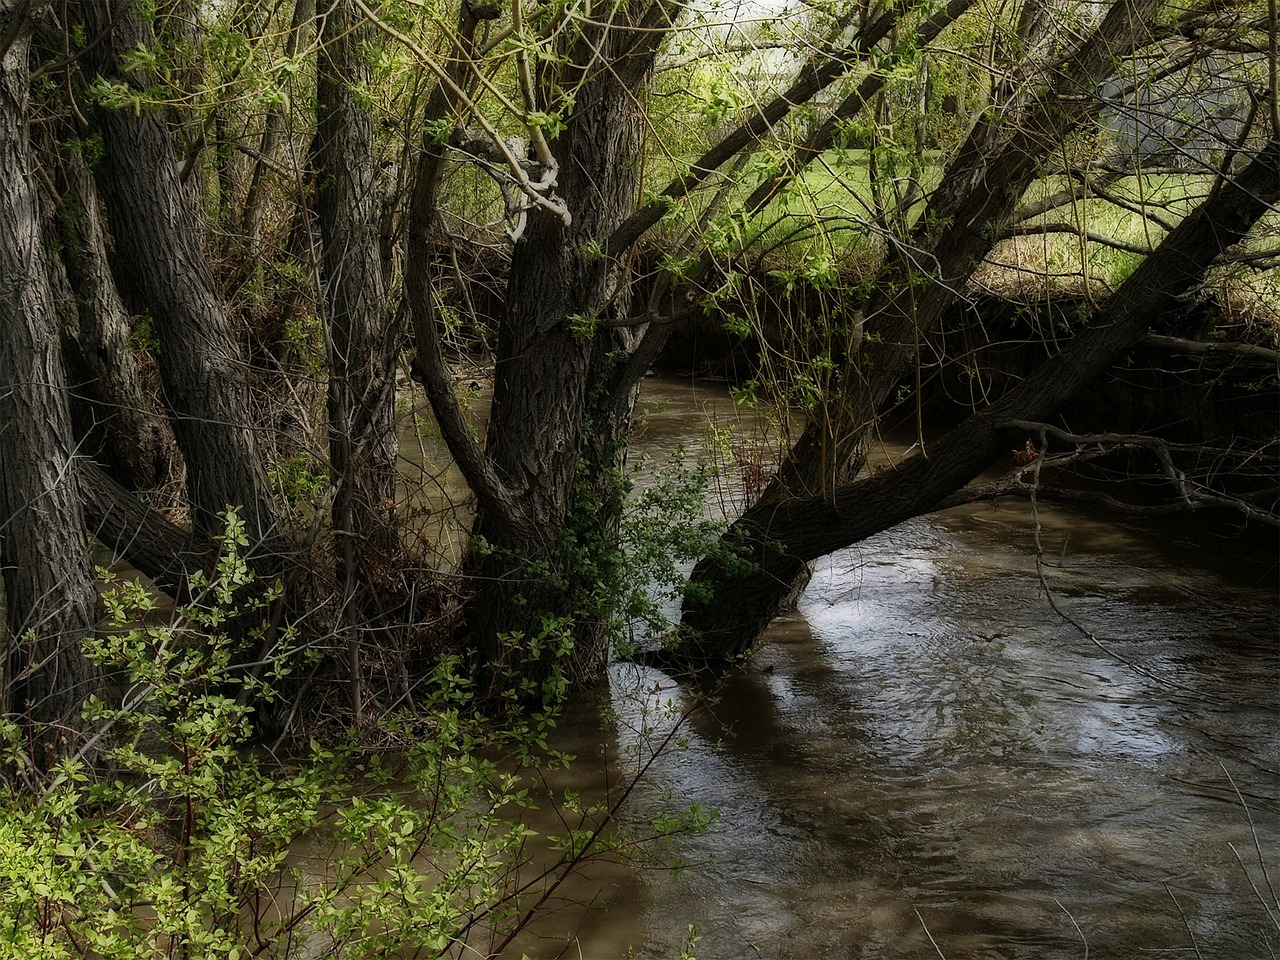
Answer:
[604, 0, 914, 257]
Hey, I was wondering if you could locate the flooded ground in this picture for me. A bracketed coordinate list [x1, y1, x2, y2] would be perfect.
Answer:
[504, 377, 1279, 959]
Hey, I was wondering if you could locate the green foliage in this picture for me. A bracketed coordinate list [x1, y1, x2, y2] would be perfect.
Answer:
[679, 923, 703, 960]
[617, 454, 727, 648]
[0, 511, 691, 959]
[567, 312, 599, 339]
[128, 312, 160, 356]
[269, 453, 327, 509]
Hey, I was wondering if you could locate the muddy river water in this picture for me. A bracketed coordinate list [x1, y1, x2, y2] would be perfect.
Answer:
[494, 377, 1279, 959]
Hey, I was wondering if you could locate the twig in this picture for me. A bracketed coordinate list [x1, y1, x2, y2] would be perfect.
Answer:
[1054, 898, 1089, 959]
[1221, 762, 1280, 929]
[915, 909, 948, 959]
[1025, 428, 1210, 696]
[350, 0, 569, 226]
[1165, 882, 1205, 960]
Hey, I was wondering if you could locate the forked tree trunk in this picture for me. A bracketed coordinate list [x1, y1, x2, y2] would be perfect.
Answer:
[467, 17, 662, 692]
[80, 0, 282, 554]
[0, 0, 96, 765]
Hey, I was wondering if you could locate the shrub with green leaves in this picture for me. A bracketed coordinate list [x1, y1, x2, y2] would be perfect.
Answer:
[0, 509, 707, 959]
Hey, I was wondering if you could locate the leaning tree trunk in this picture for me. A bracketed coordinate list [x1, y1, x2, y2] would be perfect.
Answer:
[0, 0, 96, 767]
[665, 135, 1280, 671]
[679, 0, 1163, 654]
[79, 0, 282, 553]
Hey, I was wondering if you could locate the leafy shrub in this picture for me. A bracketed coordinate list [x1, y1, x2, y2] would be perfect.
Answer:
[0, 509, 701, 959]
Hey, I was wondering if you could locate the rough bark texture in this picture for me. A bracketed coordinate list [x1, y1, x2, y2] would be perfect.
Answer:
[680, 0, 1165, 640]
[670, 136, 1280, 670]
[0, 0, 96, 761]
[467, 6, 672, 686]
[314, 0, 400, 719]
[80, 0, 282, 552]
[317, 0, 399, 583]
[79, 460, 195, 600]
[401, 0, 677, 690]
[46, 139, 177, 491]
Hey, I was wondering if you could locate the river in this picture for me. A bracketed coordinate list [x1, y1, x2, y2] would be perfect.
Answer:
[493, 376, 1279, 959]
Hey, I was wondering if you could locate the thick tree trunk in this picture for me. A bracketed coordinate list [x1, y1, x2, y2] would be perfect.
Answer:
[315, 0, 400, 717]
[0, 0, 96, 764]
[680, 0, 1163, 642]
[45, 139, 177, 492]
[668, 136, 1280, 670]
[80, 0, 283, 553]
[467, 13, 669, 690]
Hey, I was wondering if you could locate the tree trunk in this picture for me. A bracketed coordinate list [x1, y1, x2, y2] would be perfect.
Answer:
[402, 0, 674, 695]
[79, 460, 195, 600]
[315, 0, 400, 717]
[0, 0, 96, 765]
[467, 11, 669, 692]
[680, 0, 1163, 647]
[80, 0, 283, 553]
[45, 137, 177, 492]
[317, 0, 398, 569]
[668, 136, 1280, 670]
[241, 0, 314, 257]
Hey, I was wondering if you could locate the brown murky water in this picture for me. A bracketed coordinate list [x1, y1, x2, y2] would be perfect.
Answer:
[502, 377, 1279, 960]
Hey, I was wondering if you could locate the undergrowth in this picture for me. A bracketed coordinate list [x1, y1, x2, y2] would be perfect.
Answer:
[0, 510, 711, 959]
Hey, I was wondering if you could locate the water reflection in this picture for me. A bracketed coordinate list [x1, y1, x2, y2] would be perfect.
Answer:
[535, 377, 1279, 960]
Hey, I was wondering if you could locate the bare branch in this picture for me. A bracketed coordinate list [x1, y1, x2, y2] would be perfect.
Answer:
[605, 0, 917, 257]
[1000, 221, 1156, 255]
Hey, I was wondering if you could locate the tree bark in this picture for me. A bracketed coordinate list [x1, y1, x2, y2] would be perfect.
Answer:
[400, 0, 675, 691]
[315, 0, 400, 717]
[79, 459, 195, 600]
[45, 137, 177, 492]
[466, 1, 681, 690]
[669, 136, 1279, 670]
[0, 0, 96, 764]
[79, 0, 283, 554]
[317, 0, 399, 574]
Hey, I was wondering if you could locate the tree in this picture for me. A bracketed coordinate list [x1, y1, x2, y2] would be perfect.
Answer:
[43, 139, 177, 493]
[671, 133, 1280, 670]
[0, 0, 96, 765]
[0, 0, 1273, 771]
[404, 0, 989, 691]
[79, 0, 284, 554]
[316, 0, 402, 719]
